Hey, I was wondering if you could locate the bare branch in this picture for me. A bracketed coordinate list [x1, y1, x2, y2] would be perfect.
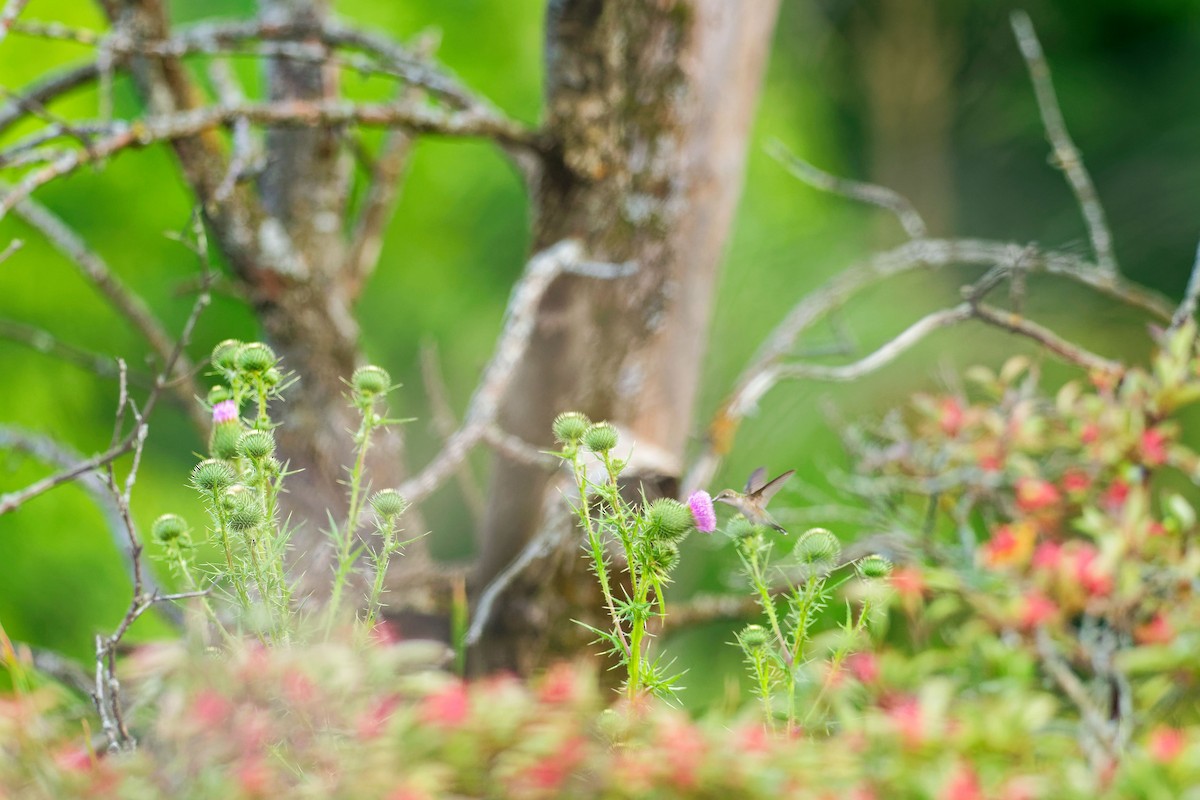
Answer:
[0, 98, 544, 218]
[396, 242, 634, 504]
[0, 269, 210, 516]
[766, 139, 928, 239]
[7, 194, 204, 429]
[0, 237, 21, 262]
[0, 61, 101, 137]
[345, 128, 412, 297]
[206, 59, 257, 205]
[1170, 238, 1200, 332]
[419, 340, 486, 529]
[775, 305, 973, 383]
[1035, 629, 1119, 767]
[970, 302, 1122, 373]
[0, 0, 29, 47]
[1011, 11, 1117, 276]
[684, 238, 1160, 494]
[0, 318, 153, 386]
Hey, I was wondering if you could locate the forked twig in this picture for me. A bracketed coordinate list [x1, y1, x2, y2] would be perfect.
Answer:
[766, 139, 928, 239]
[1011, 10, 1118, 276]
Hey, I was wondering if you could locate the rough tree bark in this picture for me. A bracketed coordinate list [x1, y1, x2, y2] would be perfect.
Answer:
[474, 0, 780, 671]
[85, 0, 779, 672]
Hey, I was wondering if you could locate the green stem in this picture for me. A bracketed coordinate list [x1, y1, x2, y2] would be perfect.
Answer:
[325, 407, 375, 635]
[571, 451, 631, 662]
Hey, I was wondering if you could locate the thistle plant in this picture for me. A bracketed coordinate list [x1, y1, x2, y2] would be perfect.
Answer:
[323, 365, 412, 633]
[554, 412, 713, 700]
[730, 520, 889, 730]
[153, 340, 411, 645]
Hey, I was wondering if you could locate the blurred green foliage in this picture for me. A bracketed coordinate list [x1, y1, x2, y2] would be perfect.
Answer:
[3, 0, 1200, 703]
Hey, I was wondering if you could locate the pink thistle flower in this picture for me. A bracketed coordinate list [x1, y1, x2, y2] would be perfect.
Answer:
[688, 490, 716, 533]
[212, 399, 238, 424]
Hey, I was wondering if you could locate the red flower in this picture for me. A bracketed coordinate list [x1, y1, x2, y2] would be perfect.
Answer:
[357, 695, 400, 739]
[1015, 478, 1061, 513]
[884, 696, 924, 746]
[939, 397, 965, 437]
[1149, 727, 1187, 763]
[1070, 546, 1112, 597]
[1018, 592, 1058, 630]
[1135, 613, 1174, 645]
[190, 689, 233, 729]
[1080, 422, 1101, 444]
[420, 681, 470, 728]
[659, 719, 707, 789]
[941, 764, 984, 800]
[983, 522, 1036, 568]
[1139, 428, 1169, 466]
[889, 566, 926, 600]
[1031, 541, 1063, 571]
[538, 662, 580, 706]
[1060, 469, 1090, 495]
[846, 652, 880, 684]
[1102, 480, 1130, 511]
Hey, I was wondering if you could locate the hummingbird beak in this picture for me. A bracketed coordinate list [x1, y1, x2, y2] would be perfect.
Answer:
[713, 492, 735, 505]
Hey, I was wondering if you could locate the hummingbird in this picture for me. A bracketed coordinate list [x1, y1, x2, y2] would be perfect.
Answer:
[713, 467, 796, 534]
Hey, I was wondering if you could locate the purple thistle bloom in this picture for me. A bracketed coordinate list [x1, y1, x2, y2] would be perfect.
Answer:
[212, 399, 238, 425]
[688, 490, 717, 533]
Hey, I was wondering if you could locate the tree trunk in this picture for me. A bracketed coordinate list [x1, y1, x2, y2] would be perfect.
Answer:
[474, 0, 780, 672]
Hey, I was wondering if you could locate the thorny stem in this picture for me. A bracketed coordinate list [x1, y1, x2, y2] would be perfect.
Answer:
[569, 449, 633, 665]
[325, 403, 376, 634]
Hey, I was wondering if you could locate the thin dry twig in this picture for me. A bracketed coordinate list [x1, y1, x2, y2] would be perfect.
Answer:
[419, 340, 487, 529]
[766, 139, 927, 239]
[0, 0, 30, 47]
[1169, 238, 1200, 332]
[1011, 10, 1117, 276]
[684, 238, 1165, 494]
[395, 241, 635, 504]
[206, 59, 258, 205]
[0, 318, 154, 385]
[0, 97, 545, 218]
[0, 264, 211, 516]
[6, 193, 205, 429]
[1035, 629, 1119, 767]
[345, 127, 413, 297]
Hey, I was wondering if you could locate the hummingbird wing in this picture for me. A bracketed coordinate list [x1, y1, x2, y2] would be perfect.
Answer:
[744, 467, 768, 494]
[757, 469, 795, 503]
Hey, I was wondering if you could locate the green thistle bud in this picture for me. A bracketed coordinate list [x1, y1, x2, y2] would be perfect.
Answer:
[582, 422, 618, 453]
[209, 420, 240, 460]
[645, 498, 692, 542]
[352, 365, 391, 398]
[191, 459, 236, 493]
[738, 624, 770, 650]
[151, 513, 189, 544]
[207, 385, 232, 405]
[211, 339, 243, 372]
[643, 540, 680, 576]
[263, 367, 282, 388]
[796, 528, 840, 564]
[725, 517, 759, 541]
[857, 554, 893, 580]
[371, 489, 408, 519]
[552, 411, 591, 444]
[263, 456, 283, 478]
[226, 494, 264, 532]
[237, 430, 275, 461]
[236, 342, 276, 373]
